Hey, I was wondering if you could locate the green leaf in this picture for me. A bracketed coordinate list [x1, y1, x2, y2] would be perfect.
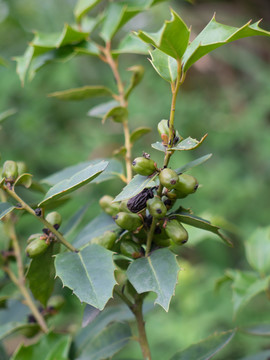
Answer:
[182, 16, 270, 72]
[170, 330, 235, 360]
[14, 46, 34, 86]
[0, 322, 39, 341]
[127, 248, 180, 311]
[11, 332, 72, 360]
[77, 322, 132, 360]
[55, 243, 116, 310]
[48, 86, 113, 101]
[0, 109, 17, 124]
[88, 100, 119, 119]
[229, 270, 270, 315]
[149, 48, 178, 82]
[73, 212, 118, 248]
[62, 204, 89, 237]
[75, 41, 100, 56]
[113, 173, 158, 202]
[175, 154, 212, 174]
[38, 161, 108, 207]
[82, 305, 100, 328]
[152, 134, 208, 152]
[130, 127, 151, 144]
[42, 159, 123, 186]
[74, 0, 102, 21]
[112, 33, 150, 55]
[102, 106, 128, 124]
[238, 350, 270, 360]
[136, 9, 190, 59]
[172, 213, 233, 247]
[245, 226, 270, 274]
[14, 174, 32, 189]
[31, 24, 89, 53]
[0, 203, 15, 220]
[0, 56, 8, 67]
[100, 3, 127, 43]
[241, 323, 270, 337]
[26, 243, 60, 307]
[125, 65, 145, 99]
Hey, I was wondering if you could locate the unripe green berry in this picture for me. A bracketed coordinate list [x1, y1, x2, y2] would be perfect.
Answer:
[47, 295, 65, 310]
[45, 211, 62, 227]
[165, 219, 188, 245]
[92, 231, 117, 250]
[114, 212, 142, 231]
[120, 239, 142, 258]
[27, 233, 43, 244]
[175, 173, 198, 196]
[159, 168, 179, 190]
[147, 197, 167, 219]
[132, 157, 156, 176]
[26, 238, 49, 258]
[99, 195, 120, 216]
[2, 160, 18, 182]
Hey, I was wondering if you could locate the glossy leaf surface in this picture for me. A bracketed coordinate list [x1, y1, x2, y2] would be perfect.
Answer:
[150, 48, 178, 82]
[130, 127, 152, 144]
[74, 0, 102, 20]
[170, 330, 235, 360]
[0, 203, 15, 220]
[39, 161, 108, 207]
[55, 244, 116, 310]
[127, 248, 179, 311]
[48, 86, 113, 101]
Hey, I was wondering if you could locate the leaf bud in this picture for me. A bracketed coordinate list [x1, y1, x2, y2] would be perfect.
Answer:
[2, 160, 18, 182]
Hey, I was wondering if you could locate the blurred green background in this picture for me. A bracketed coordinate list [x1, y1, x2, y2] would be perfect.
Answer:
[0, 0, 270, 358]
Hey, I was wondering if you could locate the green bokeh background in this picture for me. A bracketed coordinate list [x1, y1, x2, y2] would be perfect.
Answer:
[0, 0, 270, 358]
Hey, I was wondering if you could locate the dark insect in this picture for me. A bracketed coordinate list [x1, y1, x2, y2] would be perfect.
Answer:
[127, 188, 154, 213]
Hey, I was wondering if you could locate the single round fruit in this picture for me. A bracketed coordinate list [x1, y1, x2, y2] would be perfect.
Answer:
[26, 238, 49, 258]
[91, 231, 117, 250]
[175, 174, 198, 196]
[45, 211, 62, 227]
[27, 233, 43, 244]
[114, 212, 142, 231]
[159, 168, 179, 190]
[2, 160, 18, 182]
[147, 197, 167, 219]
[99, 195, 120, 216]
[132, 157, 156, 176]
[120, 239, 142, 258]
[165, 219, 188, 245]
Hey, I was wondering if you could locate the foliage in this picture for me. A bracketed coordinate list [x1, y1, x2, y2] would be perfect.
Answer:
[0, 0, 270, 359]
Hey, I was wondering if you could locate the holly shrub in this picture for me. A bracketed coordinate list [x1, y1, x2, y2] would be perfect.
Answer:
[0, 1, 270, 359]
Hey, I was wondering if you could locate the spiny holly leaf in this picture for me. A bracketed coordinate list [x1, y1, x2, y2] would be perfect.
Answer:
[55, 243, 116, 310]
[74, 0, 102, 21]
[127, 248, 180, 311]
[48, 86, 113, 101]
[113, 173, 158, 202]
[100, 2, 127, 43]
[75, 41, 100, 56]
[152, 134, 207, 152]
[182, 16, 270, 72]
[14, 47, 34, 86]
[170, 330, 235, 360]
[0, 203, 15, 220]
[77, 322, 132, 360]
[26, 243, 60, 307]
[38, 161, 108, 207]
[112, 33, 150, 56]
[73, 213, 118, 248]
[245, 226, 270, 275]
[172, 213, 233, 247]
[11, 332, 72, 360]
[130, 127, 151, 144]
[149, 48, 178, 83]
[136, 9, 190, 60]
